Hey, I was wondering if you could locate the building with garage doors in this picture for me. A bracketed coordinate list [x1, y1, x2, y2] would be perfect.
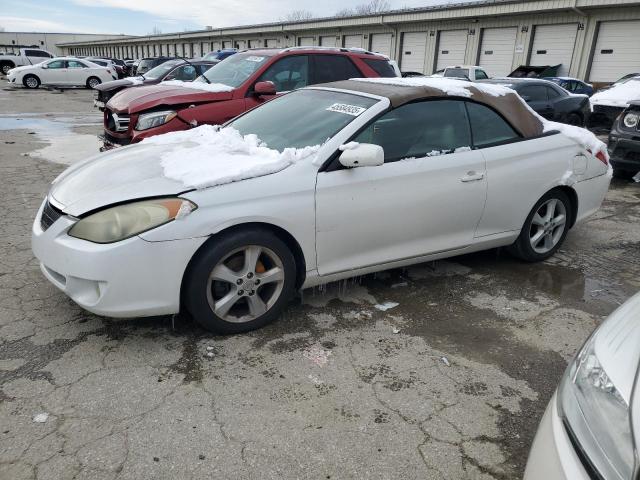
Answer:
[56, 0, 640, 84]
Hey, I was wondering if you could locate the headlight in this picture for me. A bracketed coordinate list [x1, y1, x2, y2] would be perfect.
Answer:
[135, 110, 177, 131]
[68, 197, 196, 243]
[623, 112, 639, 129]
[558, 334, 636, 479]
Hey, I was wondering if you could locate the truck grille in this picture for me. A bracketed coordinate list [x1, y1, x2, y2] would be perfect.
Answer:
[40, 200, 62, 231]
[106, 111, 130, 132]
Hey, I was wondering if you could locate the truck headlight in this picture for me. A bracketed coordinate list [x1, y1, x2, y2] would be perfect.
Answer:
[135, 110, 177, 131]
[558, 334, 636, 479]
[623, 112, 639, 129]
[68, 198, 196, 243]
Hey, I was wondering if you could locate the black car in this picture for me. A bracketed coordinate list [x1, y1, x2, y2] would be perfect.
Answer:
[479, 78, 590, 126]
[93, 59, 216, 109]
[134, 57, 176, 75]
[608, 100, 640, 177]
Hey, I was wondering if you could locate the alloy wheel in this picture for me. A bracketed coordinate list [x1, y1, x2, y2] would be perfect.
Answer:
[2, 65, 11, 75]
[25, 77, 38, 88]
[88, 78, 100, 88]
[529, 198, 567, 254]
[206, 245, 285, 323]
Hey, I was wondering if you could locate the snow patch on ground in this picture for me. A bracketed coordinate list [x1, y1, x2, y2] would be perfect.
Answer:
[590, 79, 640, 108]
[160, 80, 235, 93]
[351, 77, 512, 98]
[143, 125, 319, 189]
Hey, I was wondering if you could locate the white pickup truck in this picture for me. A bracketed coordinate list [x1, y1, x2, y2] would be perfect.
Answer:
[0, 48, 54, 75]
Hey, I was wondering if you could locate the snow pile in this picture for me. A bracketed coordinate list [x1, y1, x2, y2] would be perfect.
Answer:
[590, 79, 640, 108]
[351, 77, 512, 98]
[143, 125, 319, 188]
[160, 80, 235, 93]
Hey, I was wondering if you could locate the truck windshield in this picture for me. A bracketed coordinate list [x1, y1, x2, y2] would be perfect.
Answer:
[195, 52, 270, 88]
[444, 68, 470, 79]
[228, 89, 378, 151]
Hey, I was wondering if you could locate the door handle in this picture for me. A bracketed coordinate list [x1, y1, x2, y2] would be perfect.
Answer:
[460, 171, 484, 182]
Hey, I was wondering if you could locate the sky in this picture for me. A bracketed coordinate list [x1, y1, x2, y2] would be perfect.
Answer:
[0, 0, 462, 36]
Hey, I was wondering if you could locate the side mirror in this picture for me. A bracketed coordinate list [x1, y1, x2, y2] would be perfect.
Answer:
[338, 143, 384, 168]
[254, 81, 276, 96]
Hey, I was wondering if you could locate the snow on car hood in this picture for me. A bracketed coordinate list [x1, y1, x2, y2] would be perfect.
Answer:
[160, 80, 235, 93]
[49, 126, 319, 216]
[106, 83, 234, 113]
[591, 79, 640, 108]
[143, 125, 320, 189]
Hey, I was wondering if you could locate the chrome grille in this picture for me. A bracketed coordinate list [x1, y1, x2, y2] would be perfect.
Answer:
[107, 111, 130, 132]
[40, 200, 62, 231]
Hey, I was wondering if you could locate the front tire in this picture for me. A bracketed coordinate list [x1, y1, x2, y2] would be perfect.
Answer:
[23, 74, 40, 89]
[508, 190, 572, 262]
[87, 76, 101, 89]
[184, 228, 297, 334]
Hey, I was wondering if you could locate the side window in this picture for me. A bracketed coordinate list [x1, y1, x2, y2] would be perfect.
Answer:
[25, 50, 37, 56]
[313, 55, 362, 84]
[67, 60, 86, 69]
[546, 86, 561, 99]
[173, 65, 197, 80]
[475, 69, 489, 80]
[519, 85, 547, 102]
[257, 55, 309, 92]
[353, 100, 472, 162]
[362, 58, 397, 78]
[46, 60, 66, 69]
[466, 102, 520, 148]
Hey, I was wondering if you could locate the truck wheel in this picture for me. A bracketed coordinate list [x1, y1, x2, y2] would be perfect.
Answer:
[23, 75, 40, 89]
[1, 62, 14, 75]
[86, 77, 101, 89]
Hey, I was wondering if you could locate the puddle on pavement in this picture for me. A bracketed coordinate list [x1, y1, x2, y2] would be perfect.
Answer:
[0, 113, 102, 165]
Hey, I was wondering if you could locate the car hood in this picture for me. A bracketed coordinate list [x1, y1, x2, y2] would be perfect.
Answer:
[107, 83, 235, 113]
[95, 77, 156, 92]
[594, 291, 640, 403]
[49, 143, 189, 217]
[8, 64, 36, 74]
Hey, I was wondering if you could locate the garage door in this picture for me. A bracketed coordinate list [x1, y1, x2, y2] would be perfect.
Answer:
[529, 24, 578, 77]
[401, 32, 428, 73]
[266, 39, 278, 48]
[478, 27, 517, 77]
[590, 20, 640, 82]
[435, 30, 467, 71]
[236, 40, 247, 50]
[370, 33, 392, 57]
[344, 35, 362, 48]
[298, 36, 314, 46]
[320, 36, 337, 47]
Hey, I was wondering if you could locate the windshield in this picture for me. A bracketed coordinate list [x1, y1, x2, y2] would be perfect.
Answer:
[196, 52, 270, 88]
[137, 59, 156, 73]
[444, 68, 469, 79]
[228, 89, 379, 151]
[144, 60, 183, 79]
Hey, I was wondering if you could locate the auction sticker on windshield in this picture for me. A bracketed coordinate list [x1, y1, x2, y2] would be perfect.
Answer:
[326, 103, 367, 116]
[246, 56, 266, 63]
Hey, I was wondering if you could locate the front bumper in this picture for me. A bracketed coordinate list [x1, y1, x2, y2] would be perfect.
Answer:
[608, 136, 640, 173]
[524, 393, 590, 480]
[31, 198, 208, 317]
[102, 113, 190, 149]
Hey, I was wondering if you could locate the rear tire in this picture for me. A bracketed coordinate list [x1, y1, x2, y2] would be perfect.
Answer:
[86, 77, 101, 89]
[565, 113, 583, 127]
[23, 74, 40, 89]
[184, 228, 297, 334]
[1, 62, 14, 75]
[508, 189, 572, 262]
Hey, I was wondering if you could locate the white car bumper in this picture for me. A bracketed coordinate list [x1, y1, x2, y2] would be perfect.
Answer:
[31, 198, 208, 318]
[524, 392, 590, 480]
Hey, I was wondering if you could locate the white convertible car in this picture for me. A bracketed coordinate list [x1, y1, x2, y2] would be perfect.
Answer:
[32, 78, 611, 333]
[7, 57, 116, 89]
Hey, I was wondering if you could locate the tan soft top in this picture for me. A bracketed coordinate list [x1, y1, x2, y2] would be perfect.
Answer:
[319, 78, 544, 138]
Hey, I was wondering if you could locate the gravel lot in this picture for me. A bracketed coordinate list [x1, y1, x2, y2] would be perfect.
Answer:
[1, 86, 639, 480]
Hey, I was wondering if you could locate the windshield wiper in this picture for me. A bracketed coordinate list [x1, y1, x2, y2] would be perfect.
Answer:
[178, 56, 210, 84]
